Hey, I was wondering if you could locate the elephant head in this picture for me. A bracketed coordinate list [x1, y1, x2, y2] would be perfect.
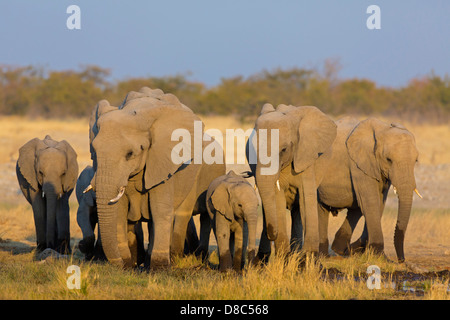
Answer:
[90, 87, 201, 266]
[252, 103, 336, 246]
[208, 171, 259, 270]
[346, 118, 419, 262]
[17, 135, 78, 251]
[18, 135, 78, 198]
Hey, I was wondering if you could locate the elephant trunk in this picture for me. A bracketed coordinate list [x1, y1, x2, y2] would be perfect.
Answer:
[392, 163, 415, 263]
[246, 208, 258, 265]
[95, 159, 124, 267]
[43, 186, 57, 250]
[254, 172, 278, 241]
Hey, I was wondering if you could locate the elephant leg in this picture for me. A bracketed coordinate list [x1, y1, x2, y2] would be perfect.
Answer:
[242, 220, 249, 269]
[215, 214, 232, 271]
[135, 222, 145, 266]
[93, 212, 107, 261]
[274, 188, 289, 255]
[77, 200, 95, 258]
[257, 209, 271, 264]
[195, 211, 211, 262]
[31, 193, 46, 252]
[127, 222, 139, 267]
[299, 167, 320, 253]
[145, 219, 154, 269]
[350, 221, 368, 254]
[351, 191, 386, 253]
[116, 197, 132, 267]
[317, 204, 330, 256]
[172, 187, 197, 259]
[290, 202, 303, 253]
[184, 216, 199, 255]
[231, 219, 244, 271]
[352, 173, 384, 254]
[149, 183, 174, 269]
[56, 195, 71, 254]
[172, 212, 193, 260]
[332, 208, 362, 255]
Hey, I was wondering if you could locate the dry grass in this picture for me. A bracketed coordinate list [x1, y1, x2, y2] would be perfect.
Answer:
[1, 115, 448, 167]
[0, 203, 448, 300]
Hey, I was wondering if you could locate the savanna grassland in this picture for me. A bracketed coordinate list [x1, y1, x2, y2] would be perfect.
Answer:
[0, 115, 449, 300]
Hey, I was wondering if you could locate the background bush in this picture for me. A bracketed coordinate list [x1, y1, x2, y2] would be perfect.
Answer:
[0, 61, 448, 123]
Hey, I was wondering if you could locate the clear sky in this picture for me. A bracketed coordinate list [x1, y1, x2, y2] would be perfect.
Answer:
[0, 1, 448, 87]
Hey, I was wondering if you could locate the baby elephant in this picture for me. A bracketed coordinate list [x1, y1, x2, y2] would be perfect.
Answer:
[16, 135, 78, 255]
[206, 171, 258, 271]
[75, 165, 105, 260]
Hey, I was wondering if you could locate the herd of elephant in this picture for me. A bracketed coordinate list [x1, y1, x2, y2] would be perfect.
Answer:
[15, 87, 421, 271]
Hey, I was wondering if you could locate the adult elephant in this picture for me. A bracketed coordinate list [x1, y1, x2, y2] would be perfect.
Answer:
[16, 135, 78, 254]
[88, 87, 224, 268]
[247, 103, 337, 259]
[317, 117, 420, 262]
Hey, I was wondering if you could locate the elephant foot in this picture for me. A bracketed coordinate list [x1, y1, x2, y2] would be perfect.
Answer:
[36, 242, 47, 253]
[78, 235, 95, 255]
[331, 234, 352, 256]
[367, 242, 384, 255]
[255, 251, 271, 266]
[150, 250, 171, 269]
[56, 238, 72, 255]
[247, 249, 256, 267]
[297, 251, 321, 271]
[93, 243, 107, 261]
[319, 241, 330, 257]
[349, 236, 368, 254]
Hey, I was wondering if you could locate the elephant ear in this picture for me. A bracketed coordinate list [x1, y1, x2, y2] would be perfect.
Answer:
[89, 100, 117, 166]
[17, 138, 42, 191]
[143, 107, 201, 190]
[291, 106, 337, 173]
[211, 183, 234, 222]
[346, 118, 390, 182]
[56, 140, 79, 193]
[260, 103, 275, 115]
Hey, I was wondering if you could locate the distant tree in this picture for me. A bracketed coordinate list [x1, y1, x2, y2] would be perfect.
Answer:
[0, 63, 448, 123]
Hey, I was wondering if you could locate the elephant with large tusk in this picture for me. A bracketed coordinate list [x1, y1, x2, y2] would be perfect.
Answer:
[316, 117, 420, 263]
[89, 87, 225, 269]
[246, 103, 337, 261]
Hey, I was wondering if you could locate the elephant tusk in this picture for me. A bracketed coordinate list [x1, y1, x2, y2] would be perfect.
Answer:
[276, 180, 280, 191]
[414, 188, 423, 199]
[83, 184, 93, 194]
[42, 191, 45, 198]
[393, 186, 397, 195]
[109, 186, 126, 203]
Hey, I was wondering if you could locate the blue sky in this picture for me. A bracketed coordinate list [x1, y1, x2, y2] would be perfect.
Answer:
[0, 1, 448, 87]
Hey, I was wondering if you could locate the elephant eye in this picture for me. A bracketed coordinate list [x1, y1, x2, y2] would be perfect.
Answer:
[280, 147, 287, 153]
[238, 204, 242, 208]
[386, 158, 392, 163]
[126, 151, 134, 160]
